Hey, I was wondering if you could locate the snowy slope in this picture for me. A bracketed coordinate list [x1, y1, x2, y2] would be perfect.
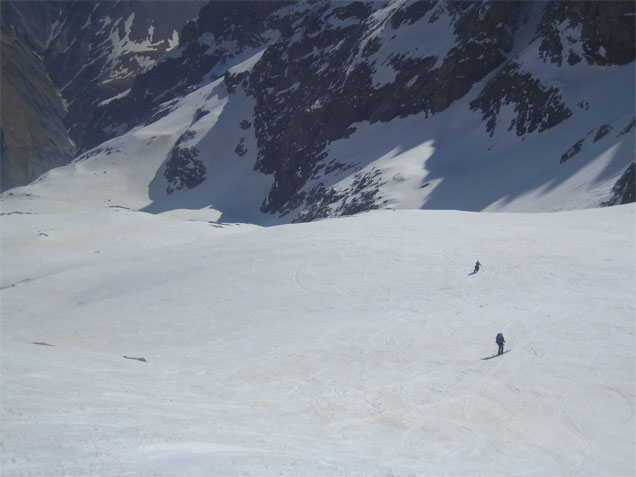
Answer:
[1, 191, 634, 476]
[14, 49, 276, 225]
[310, 61, 635, 215]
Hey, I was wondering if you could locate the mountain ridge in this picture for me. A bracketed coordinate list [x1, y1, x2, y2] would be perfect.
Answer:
[1, 0, 634, 223]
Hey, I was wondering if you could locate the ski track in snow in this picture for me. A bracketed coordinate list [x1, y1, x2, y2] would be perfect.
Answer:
[0, 197, 634, 476]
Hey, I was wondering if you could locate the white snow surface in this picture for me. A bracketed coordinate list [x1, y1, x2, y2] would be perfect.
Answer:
[1, 191, 635, 476]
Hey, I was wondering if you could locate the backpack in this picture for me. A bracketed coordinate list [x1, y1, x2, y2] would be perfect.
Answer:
[496, 333, 503, 344]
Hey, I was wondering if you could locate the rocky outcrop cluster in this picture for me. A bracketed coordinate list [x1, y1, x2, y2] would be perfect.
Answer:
[164, 131, 206, 194]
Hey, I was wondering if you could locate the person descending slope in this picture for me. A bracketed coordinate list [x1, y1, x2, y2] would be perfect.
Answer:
[474, 260, 481, 273]
[496, 333, 505, 355]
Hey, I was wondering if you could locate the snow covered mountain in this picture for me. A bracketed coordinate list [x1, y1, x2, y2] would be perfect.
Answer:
[2, 1, 635, 222]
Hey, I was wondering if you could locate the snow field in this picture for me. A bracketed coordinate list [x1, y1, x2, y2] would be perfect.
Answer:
[1, 198, 634, 476]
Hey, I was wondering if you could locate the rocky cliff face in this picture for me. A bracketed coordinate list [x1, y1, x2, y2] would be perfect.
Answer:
[1, 0, 205, 191]
[1, 1, 75, 191]
[536, 1, 635, 67]
[245, 1, 532, 216]
[3, 0, 634, 219]
[83, 0, 633, 220]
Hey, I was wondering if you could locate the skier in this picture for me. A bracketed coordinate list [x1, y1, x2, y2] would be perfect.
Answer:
[474, 260, 481, 273]
[496, 333, 505, 355]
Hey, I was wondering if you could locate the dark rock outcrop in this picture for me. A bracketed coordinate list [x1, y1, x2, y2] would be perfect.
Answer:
[1, 0, 205, 191]
[164, 131, 206, 194]
[536, 1, 635, 67]
[601, 162, 635, 206]
[1, 1, 75, 191]
[245, 1, 530, 216]
[470, 62, 572, 137]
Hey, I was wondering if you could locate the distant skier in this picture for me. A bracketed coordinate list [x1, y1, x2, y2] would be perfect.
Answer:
[496, 333, 505, 355]
[473, 260, 481, 273]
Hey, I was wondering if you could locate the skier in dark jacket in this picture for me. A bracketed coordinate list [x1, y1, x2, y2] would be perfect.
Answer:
[496, 333, 505, 355]
[474, 260, 481, 273]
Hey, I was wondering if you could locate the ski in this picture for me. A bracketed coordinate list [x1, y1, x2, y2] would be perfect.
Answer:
[481, 349, 511, 360]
